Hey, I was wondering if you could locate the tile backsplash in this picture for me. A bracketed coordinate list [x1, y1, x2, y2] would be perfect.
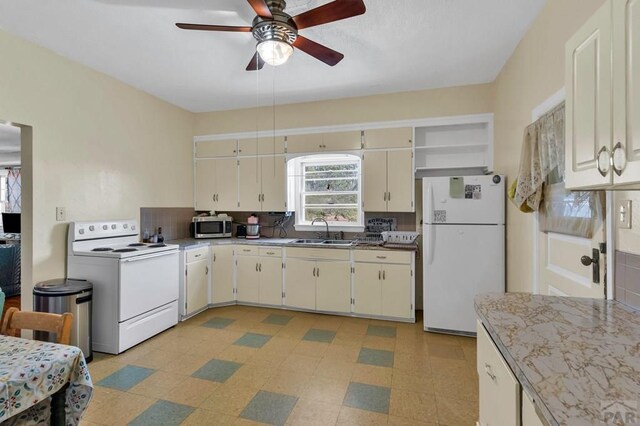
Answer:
[615, 250, 640, 310]
[140, 207, 194, 241]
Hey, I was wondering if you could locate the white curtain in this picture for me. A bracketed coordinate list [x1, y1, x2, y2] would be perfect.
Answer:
[6, 168, 21, 213]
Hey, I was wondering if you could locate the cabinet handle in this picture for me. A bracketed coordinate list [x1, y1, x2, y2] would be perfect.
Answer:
[612, 141, 626, 176]
[596, 146, 611, 177]
[255, 263, 259, 272]
[378, 270, 381, 280]
[388, 192, 391, 201]
[383, 192, 387, 201]
[259, 263, 262, 272]
[484, 363, 497, 382]
[266, 251, 275, 255]
[243, 249, 251, 252]
[313, 267, 316, 277]
[205, 266, 209, 275]
[317, 267, 320, 277]
[213, 254, 216, 262]
[376, 255, 387, 259]
[382, 270, 386, 280]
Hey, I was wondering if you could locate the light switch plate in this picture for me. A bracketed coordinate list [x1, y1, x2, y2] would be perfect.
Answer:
[617, 200, 631, 229]
[56, 207, 66, 222]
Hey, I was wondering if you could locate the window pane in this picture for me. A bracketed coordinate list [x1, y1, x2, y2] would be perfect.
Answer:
[305, 194, 358, 205]
[305, 178, 358, 192]
[305, 208, 359, 223]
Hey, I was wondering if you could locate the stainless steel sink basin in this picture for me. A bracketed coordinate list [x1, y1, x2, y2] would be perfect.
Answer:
[291, 239, 326, 244]
[322, 240, 354, 246]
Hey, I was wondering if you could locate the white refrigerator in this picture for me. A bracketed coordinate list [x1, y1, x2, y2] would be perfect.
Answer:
[422, 175, 505, 335]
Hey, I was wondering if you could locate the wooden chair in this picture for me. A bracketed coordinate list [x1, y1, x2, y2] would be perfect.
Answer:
[1, 308, 73, 345]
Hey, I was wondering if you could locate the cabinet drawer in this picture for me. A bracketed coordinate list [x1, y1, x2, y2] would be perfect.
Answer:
[186, 246, 209, 263]
[236, 246, 259, 256]
[353, 250, 412, 264]
[286, 247, 350, 261]
[260, 247, 282, 257]
[477, 320, 520, 425]
[238, 137, 286, 156]
[195, 139, 238, 157]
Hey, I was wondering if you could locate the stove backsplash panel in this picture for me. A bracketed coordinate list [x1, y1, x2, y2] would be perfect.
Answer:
[140, 207, 194, 241]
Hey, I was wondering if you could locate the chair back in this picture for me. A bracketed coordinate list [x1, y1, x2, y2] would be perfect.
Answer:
[1, 308, 73, 345]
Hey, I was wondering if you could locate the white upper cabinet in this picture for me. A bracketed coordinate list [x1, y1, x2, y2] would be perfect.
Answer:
[566, 0, 640, 188]
[287, 131, 361, 153]
[362, 150, 414, 212]
[195, 139, 238, 158]
[238, 137, 286, 156]
[194, 158, 238, 211]
[363, 127, 413, 149]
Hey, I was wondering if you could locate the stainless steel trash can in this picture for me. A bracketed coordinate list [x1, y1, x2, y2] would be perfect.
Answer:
[33, 278, 93, 362]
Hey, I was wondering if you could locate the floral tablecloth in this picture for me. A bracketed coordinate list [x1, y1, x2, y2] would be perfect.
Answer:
[0, 335, 93, 425]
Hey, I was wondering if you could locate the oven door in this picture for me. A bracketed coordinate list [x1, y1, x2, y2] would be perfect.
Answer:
[119, 250, 179, 322]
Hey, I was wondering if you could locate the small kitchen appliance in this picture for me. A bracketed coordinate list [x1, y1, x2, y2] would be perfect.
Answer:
[236, 224, 247, 238]
[190, 215, 232, 239]
[67, 220, 180, 354]
[246, 214, 260, 239]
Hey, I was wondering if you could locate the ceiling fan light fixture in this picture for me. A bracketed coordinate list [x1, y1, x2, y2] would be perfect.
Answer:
[257, 39, 293, 66]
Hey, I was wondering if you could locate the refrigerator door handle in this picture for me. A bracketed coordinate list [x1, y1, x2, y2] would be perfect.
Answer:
[425, 183, 435, 265]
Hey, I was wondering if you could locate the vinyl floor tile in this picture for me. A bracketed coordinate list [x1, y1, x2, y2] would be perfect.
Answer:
[302, 328, 337, 343]
[97, 365, 155, 391]
[128, 400, 194, 425]
[234, 332, 272, 348]
[263, 314, 294, 325]
[357, 347, 394, 368]
[240, 390, 298, 426]
[367, 325, 397, 338]
[191, 359, 243, 383]
[343, 382, 391, 414]
[201, 317, 236, 329]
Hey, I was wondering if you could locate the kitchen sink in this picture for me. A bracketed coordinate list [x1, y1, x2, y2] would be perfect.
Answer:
[291, 239, 326, 244]
[322, 240, 354, 246]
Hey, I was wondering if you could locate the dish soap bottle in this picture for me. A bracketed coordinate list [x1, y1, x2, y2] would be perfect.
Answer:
[157, 227, 164, 243]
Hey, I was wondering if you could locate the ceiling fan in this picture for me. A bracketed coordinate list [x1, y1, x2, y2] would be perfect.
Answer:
[176, 0, 366, 70]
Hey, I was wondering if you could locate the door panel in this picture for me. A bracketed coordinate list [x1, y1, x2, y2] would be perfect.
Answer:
[316, 261, 351, 313]
[194, 159, 216, 211]
[353, 263, 382, 315]
[381, 264, 412, 318]
[211, 246, 234, 303]
[322, 131, 362, 151]
[236, 256, 260, 303]
[364, 127, 413, 149]
[186, 259, 208, 315]
[238, 157, 261, 211]
[215, 158, 238, 211]
[259, 256, 283, 306]
[362, 151, 388, 212]
[261, 156, 287, 212]
[284, 258, 316, 310]
[386, 150, 414, 212]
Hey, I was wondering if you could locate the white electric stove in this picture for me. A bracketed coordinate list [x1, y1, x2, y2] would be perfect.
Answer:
[67, 220, 179, 354]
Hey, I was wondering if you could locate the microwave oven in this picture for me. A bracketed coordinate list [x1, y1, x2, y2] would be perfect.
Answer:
[190, 216, 232, 239]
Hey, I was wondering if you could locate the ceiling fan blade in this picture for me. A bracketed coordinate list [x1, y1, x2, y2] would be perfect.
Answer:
[293, 35, 344, 66]
[176, 23, 252, 32]
[246, 52, 266, 71]
[292, 0, 366, 30]
[247, 0, 273, 18]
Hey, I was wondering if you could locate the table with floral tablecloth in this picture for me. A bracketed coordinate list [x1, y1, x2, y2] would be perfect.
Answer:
[0, 335, 93, 425]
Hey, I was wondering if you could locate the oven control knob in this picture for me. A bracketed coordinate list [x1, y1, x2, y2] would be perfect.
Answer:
[131, 225, 136, 231]
[79, 229, 85, 235]
[103, 225, 108, 230]
[89, 226, 95, 232]
[111, 224, 117, 230]
[123, 224, 128, 229]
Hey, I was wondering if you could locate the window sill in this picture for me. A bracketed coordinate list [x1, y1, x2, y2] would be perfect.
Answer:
[294, 224, 365, 233]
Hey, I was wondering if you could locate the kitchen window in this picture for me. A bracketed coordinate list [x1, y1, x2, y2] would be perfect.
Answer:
[287, 154, 364, 232]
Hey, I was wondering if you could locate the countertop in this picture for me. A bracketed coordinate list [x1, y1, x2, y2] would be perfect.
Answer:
[167, 237, 418, 252]
[475, 292, 640, 426]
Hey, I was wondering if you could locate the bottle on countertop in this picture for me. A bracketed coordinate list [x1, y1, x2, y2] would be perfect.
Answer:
[143, 229, 150, 243]
[157, 227, 164, 243]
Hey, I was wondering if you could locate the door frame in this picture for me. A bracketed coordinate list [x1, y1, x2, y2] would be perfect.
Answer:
[531, 89, 614, 299]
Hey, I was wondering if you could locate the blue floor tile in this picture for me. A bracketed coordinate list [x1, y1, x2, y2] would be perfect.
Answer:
[128, 400, 194, 426]
[240, 390, 298, 426]
[262, 314, 293, 325]
[302, 329, 336, 343]
[367, 325, 397, 338]
[357, 347, 394, 368]
[201, 317, 235, 329]
[234, 332, 272, 348]
[343, 382, 391, 414]
[191, 359, 242, 383]
[97, 365, 155, 391]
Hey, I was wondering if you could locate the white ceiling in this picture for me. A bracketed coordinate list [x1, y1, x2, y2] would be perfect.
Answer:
[0, 124, 21, 167]
[0, 0, 545, 113]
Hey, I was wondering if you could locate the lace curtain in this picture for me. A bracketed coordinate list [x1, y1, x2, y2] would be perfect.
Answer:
[511, 103, 565, 211]
[6, 168, 21, 213]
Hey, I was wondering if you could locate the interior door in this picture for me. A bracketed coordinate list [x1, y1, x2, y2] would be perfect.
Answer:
[316, 261, 351, 313]
[259, 256, 283, 306]
[215, 158, 238, 211]
[362, 151, 388, 212]
[386, 150, 414, 212]
[194, 159, 216, 211]
[564, 0, 613, 188]
[238, 157, 261, 211]
[260, 156, 286, 212]
[236, 255, 260, 303]
[284, 258, 316, 310]
[186, 258, 208, 315]
[211, 245, 234, 303]
[353, 262, 382, 315]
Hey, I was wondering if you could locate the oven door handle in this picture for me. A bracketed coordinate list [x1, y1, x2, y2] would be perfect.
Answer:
[121, 250, 178, 263]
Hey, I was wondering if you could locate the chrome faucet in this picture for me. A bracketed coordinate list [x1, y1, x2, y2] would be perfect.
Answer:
[311, 217, 330, 239]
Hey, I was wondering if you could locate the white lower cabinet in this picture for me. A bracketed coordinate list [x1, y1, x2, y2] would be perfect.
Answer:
[236, 255, 260, 304]
[381, 263, 412, 318]
[284, 258, 317, 310]
[353, 262, 383, 315]
[522, 389, 545, 426]
[477, 320, 521, 426]
[181, 247, 210, 318]
[258, 248, 283, 306]
[315, 261, 351, 313]
[211, 245, 235, 304]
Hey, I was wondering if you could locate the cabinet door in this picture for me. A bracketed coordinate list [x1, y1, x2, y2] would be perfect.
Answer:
[316, 261, 351, 313]
[211, 245, 234, 304]
[215, 158, 238, 211]
[238, 137, 286, 156]
[353, 263, 382, 315]
[477, 321, 521, 426]
[612, 0, 640, 184]
[236, 256, 260, 303]
[186, 259, 208, 315]
[565, 1, 613, 189]
[522, 389, 545, 426]
[362, 151, 388, 212]
[259, 256, 283, 306]
[194, 159, 216, 211]
[381, 264, 412, 319]
[260, 156, 287, 212]
[287, 133, 324, 153]
[364, 127, 413, 149]
[195, 139, 238, 158]
[284, 258, 316, 310]
[386, 150, 414, 212]
[322, 131, 362, 151]
[238, 157, 261, 211]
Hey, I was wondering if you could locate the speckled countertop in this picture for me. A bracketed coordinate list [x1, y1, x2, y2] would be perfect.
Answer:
[167, 237, 418, 252]
[475, 293, 640, 426]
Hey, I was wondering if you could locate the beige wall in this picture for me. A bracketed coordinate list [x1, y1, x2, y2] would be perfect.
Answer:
[194, 83, 494, 136]
[0, 29, 194, 303]
[615, 192, 640, 255]
[492, 0, 607, 293]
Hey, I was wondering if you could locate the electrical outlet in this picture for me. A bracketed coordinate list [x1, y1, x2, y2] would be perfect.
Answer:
[56, 207, 66, 222]
[617, 200, 631, 229]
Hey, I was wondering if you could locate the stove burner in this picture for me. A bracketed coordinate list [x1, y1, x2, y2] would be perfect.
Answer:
[128, 243, 146, 247]
[148, 244, 166, 248]
[92, 247, 114, 252]
[112, 248, 138, 253]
